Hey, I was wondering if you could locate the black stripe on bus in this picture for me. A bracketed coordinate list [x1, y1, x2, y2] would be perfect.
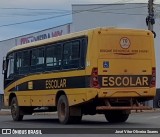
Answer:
[9, 76, 90, 92]
[8, 75, 152, 92]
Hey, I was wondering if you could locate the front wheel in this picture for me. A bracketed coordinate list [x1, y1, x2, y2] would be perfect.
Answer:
[104, 110, 129, 123]
[11, 97, 23, 121]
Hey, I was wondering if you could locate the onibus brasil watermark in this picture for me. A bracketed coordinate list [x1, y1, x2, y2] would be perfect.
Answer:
[1, 129, 42, 135]
[1, 128, 160, 134]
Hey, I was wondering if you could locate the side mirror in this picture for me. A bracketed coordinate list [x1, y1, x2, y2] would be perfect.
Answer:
[2, 57, 6, 74]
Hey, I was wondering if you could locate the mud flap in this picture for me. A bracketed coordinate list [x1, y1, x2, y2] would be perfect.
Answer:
[70, 107, 81, 116]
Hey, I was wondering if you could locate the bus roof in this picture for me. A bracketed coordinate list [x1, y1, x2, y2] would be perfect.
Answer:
[7, 27, 151, 54]
[8, 28, 91, 54]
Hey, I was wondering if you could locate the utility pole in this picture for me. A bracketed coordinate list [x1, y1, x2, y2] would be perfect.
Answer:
[146, 0, 156, 38]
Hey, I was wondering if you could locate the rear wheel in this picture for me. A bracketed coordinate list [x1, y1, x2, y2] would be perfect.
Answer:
[11, 97, 23, 121]
[57, 95, 82, 124]
[104, 110, 129, 123]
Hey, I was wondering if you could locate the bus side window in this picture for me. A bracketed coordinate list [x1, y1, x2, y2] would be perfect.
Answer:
[71, 41, 80, 68]
[31, 49, 38, 67]
[80, 38, 88, 68]
[46, 46, 54, 67]
[31, 48, 45, 73]
[6, 53, 15, 79]
[62, 40, 80, 69]
[46, 44, 62, 71]
[15, 52, 22, 74]
[15, 51, 30, 75]
[21, 50, 30, 74]
[63, 42, 72, 69]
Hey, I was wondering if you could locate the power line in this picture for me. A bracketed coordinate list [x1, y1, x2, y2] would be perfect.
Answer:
[89, 11, 147, 16]
[87, 5, 148, 16]
[156, 9, 160, 11]
[0, 13, 72, 28]
[0, 5, 147, 17]
[0, 7, 71, 12]
[0, 11, 72, 17]
[79, 5, 147, 13]
[90, 5, 147, 11]
[0, 0, 138, 28]
[0, 0, 135, 11]
[0, 0, 135, 12]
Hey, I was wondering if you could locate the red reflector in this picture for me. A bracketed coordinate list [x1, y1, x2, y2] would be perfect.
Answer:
[90, 68, 99, 88]
[150, 67, 156, 87]
[93, 81, 98, 85]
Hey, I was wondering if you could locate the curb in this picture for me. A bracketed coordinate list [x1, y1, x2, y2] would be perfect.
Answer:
[0, 109, 11, 115]
[131, 108, 160, 113]
[0, 109, 57, 115]
[32, 112, 57, 115]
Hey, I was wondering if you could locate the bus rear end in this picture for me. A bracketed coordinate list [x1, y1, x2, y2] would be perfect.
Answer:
[89, 28, 156, 122]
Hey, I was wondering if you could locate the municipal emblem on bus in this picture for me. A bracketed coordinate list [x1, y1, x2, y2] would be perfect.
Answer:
[120, 37, 130, 49]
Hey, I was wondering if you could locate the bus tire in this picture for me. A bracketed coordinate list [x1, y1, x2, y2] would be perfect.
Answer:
[57, 95, 72, 124]
[104, 110, 129, 123]
[11, 97, 23, 121]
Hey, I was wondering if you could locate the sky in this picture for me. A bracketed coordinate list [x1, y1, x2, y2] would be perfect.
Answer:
[0, 0, 160, 41]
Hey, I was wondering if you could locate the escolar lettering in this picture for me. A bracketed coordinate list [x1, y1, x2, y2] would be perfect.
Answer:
[102, 76, 149, 87]
[46, 79, 66, 89]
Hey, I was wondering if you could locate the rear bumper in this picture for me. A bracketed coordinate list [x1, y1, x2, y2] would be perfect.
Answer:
[96, 106, 152, 110]
[96, 97, 153, 111]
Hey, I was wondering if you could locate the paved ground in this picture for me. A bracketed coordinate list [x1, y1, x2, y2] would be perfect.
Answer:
[0, 109, 160, 128]
[0, 109, 160, 137]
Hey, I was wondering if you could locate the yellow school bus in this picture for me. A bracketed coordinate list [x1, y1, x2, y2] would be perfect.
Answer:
[2, 27, 156, 124]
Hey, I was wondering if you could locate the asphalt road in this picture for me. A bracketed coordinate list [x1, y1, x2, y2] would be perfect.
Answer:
[1, 111, 160, 128]
[0, 111, 160, 137]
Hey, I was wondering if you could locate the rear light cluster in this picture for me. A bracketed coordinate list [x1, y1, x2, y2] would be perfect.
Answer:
[90, 67, 99, 88]
[150, 67, 156, 87]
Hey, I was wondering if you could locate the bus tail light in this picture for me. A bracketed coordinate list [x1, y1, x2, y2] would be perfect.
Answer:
[150, 67, 156, 87]
[90, 67, 99, 88]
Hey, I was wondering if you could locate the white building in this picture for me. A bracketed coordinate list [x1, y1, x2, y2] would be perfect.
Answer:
[0, 3, 160, 106]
